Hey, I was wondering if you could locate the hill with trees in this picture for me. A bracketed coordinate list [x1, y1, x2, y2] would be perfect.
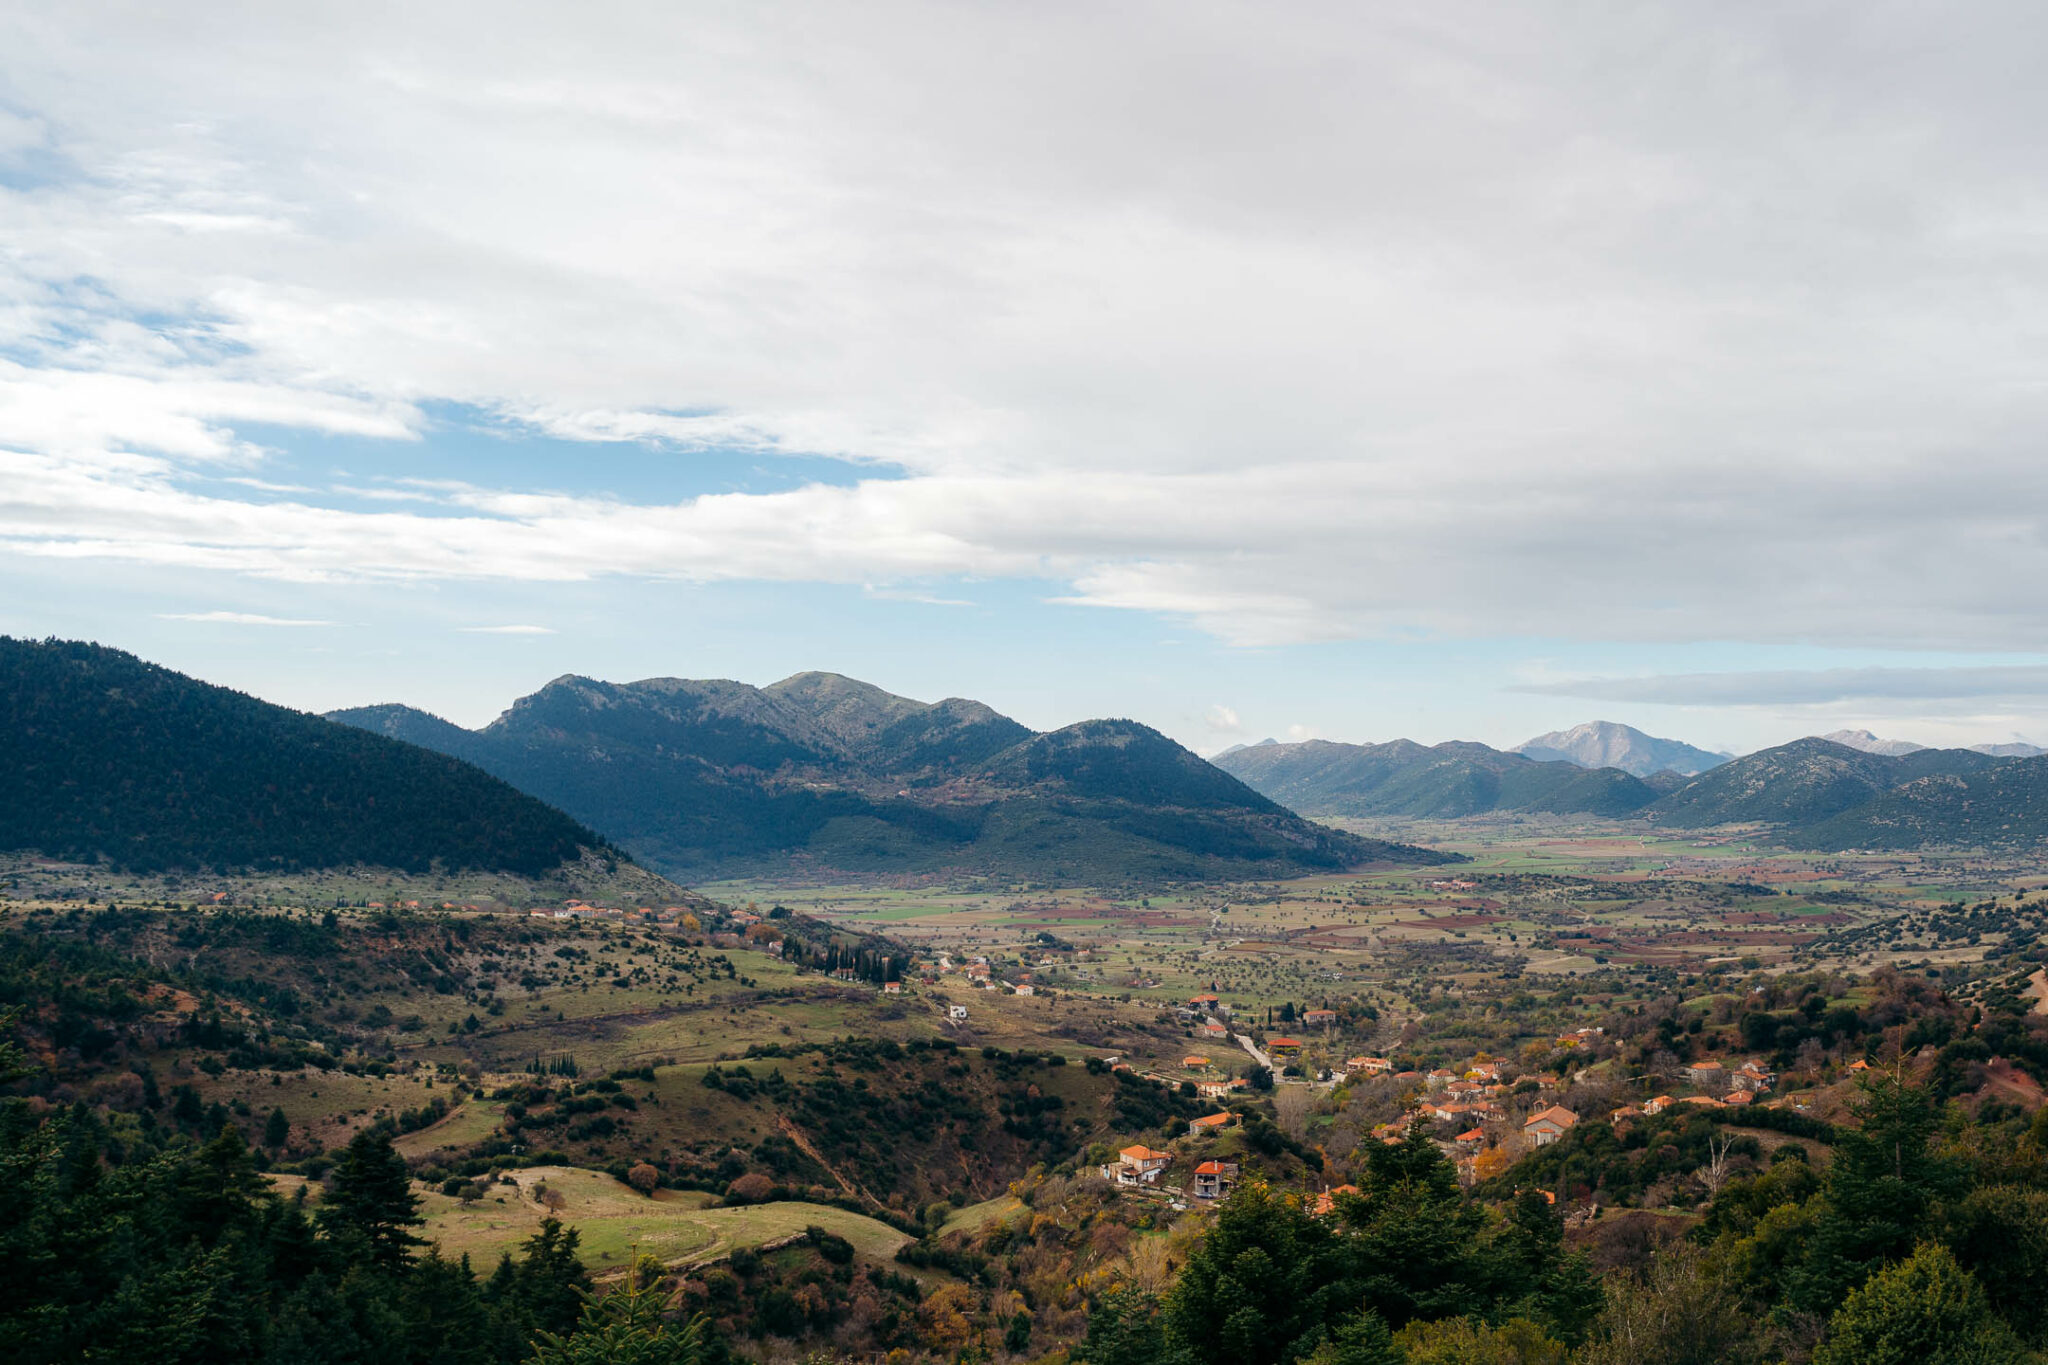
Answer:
[1644, 737, 2009, 831]
[0, 638, 612, 877]
[330, 673, 1452, 880]
[1212, 737, 1661, 819]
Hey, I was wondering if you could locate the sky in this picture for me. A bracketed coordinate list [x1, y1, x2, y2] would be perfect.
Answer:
[4, 2, 2048, 757]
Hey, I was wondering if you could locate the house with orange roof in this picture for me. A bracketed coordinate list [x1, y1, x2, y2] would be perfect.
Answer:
[1189, 1112, 1232, 1134]
[1196, 1080, 1233, 1098]
[1311, 1184, 1361, 1216]
[1192, 1160, 1239, 1200]
[1303, 1008, 1338, 1027]
[1523, 1105, 1579, 1147]
[1347, 1056, 1392, 1075]
[1182, 1055, 1213, 1071]
[1202, 1020, 1230, 1040]
[1642, 1095, 1674, 1115]
[1267, 1037, 1303, 1054]
[1684, 1060, 1726, 1088]
[1107, 1145, 1173, 1186]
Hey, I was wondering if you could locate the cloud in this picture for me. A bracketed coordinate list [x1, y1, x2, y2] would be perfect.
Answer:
[158, 610, 332, 626]
[456, 624, 555, 635]
[4, 5, 2048, 653]
[1204, 704, 1241, 733]
[1513, 664, 2048, 706]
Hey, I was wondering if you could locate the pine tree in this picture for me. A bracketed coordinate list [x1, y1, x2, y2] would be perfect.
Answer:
[264, 1105, 291, 1149]
[315, 1129, 424, 1266]
[528, 1256, 722, 1365]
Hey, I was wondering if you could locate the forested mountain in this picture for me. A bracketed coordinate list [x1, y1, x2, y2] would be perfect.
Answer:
[329, 673, 1447, 879]
[0, 639, 609, 876]
[1512, 720, 1731, 776]
[1643, 737, 2007, 830]
[1791, 753, 2048, 850]
[1211, 737, 1660, 818]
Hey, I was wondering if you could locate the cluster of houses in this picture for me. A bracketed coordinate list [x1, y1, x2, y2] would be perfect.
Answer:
[1608, 1058, 1777, 1122]
[1100, 1108, 1243, 1199]
[1338, 1043, 1788, 1181]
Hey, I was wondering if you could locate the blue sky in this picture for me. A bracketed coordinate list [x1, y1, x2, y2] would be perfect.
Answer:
[5, 4, 2048, 756]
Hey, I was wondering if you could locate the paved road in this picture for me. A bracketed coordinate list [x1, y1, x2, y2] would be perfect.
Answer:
[1234, 1032, 1271, 1071]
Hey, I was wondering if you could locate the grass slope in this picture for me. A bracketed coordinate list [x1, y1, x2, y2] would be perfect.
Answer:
[414, 1166, 912, 1272]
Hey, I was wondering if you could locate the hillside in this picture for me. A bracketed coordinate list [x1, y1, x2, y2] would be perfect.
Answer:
[329, 673, 1451, 880]
[1790, 753, 2048, 850]
[1512, 720, 1730, 776]
[1212, 736, 1659, 819]
[0, 639, 610, 876]
[1645, 737, 2008, 829]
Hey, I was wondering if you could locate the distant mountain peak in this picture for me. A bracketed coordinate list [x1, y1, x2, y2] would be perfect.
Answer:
[1512, 720, 1730, 777]
[1820, 728, 1926, 757]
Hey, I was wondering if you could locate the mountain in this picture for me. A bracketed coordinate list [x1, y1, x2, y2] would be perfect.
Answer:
[1644, 737, 2007, 829]
[1211, 737, 1659, 819]
[0, 638, 610, 876]
[1512, 721, 1730, 777]
[1819, 728, 1926, 757]
[1971, 741, 2047, 758]
[328, 673, 1451, 880]
[1790, 754, 2048, 850]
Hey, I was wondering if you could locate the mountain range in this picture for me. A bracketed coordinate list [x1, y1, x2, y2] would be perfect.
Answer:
[0, 638, 610, 877]
[1820, 728, 2045, 760]
[330, 672, 1452, 880]
[1217, 727, 2048, 850]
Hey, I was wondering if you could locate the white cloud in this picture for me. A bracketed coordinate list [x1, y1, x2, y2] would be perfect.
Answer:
[456, 624, 555, 634]
[158, 610, 332, 626]
[1204, 704, 1242, 733]
[4, 5, 2048, 654]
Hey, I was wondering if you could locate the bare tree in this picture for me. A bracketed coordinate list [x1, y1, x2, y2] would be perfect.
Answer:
[1698, 1133, 1735, 1199]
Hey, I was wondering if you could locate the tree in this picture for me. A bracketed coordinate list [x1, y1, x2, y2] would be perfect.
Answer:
[316, 1129, 424, 1266]
[1163, 1182, 1349, 1365]
[1791, 1074, 1959, 1315]
[1811, 1244, 2025, 1365]
[498, 1218, 593, 1340]
[627, 1162, 661, 1197]
[1300, 1312, 1399, 1365]
[1078, 1287, 1171, 1365]
[529, 1256, 723, 1365]
[263, 1105, 290, 1149]
[1577, 1245, 1761, 1365]
[1393, 1316, 1564, 1364]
